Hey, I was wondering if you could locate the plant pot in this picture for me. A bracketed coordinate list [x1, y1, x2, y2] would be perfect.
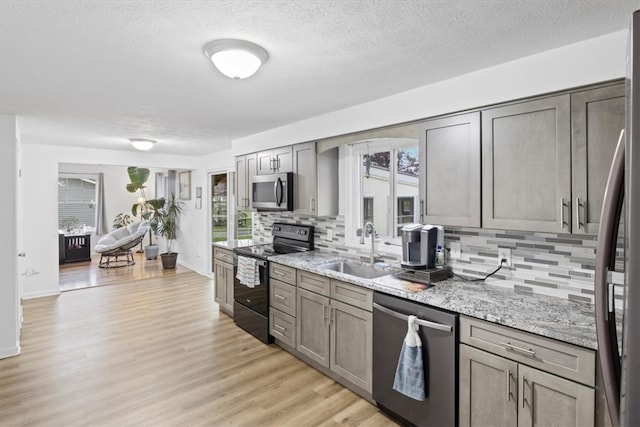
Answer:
[144, 244, 159, 260]
[160, 252, 178, 270]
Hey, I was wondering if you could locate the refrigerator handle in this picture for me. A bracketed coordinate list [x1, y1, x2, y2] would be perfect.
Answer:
[595, 129, 625, 427]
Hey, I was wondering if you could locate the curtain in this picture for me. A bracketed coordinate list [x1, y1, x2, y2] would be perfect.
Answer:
[95, 172, 108, 235]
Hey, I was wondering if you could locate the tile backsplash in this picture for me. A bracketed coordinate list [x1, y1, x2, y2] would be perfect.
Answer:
[253, 212, 625, 307]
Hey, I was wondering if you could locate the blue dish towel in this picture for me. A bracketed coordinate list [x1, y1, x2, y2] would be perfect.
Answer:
[392, 315, 426, 401]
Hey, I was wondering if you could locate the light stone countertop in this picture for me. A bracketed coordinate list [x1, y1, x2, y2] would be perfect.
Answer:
[268, 251, 598, 350]
[212, 239, 254, 250]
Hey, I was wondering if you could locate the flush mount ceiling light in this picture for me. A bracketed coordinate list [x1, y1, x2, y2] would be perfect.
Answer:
[203, 39, 269, 79]
[129, 138, 156, 151]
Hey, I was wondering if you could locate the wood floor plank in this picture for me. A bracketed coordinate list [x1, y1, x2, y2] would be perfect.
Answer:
[1, 267, 398, 426]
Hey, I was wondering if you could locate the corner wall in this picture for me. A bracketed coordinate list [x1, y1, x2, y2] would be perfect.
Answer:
[0, 114, 20, 358]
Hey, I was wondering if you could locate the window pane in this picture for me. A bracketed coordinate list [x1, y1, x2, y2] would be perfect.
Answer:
[362, 151, 390, 236]
[395, 147, 419, 237]
[211, 173, 228, 243]
[58, 177, 96, 229]
[363, 197, 374, 223]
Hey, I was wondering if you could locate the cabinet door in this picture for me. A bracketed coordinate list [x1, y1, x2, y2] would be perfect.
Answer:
[273, 146, 292, 172]
[234, 156, 247, 211]
[571, 84, 625, 235]
[518, 364, 594, 427]
[420, 112, 481, 227]
[214, 259, 226, 306]
[330, 300, 372, 393]
[256, 150, 274, 175]
[459, 344, 518, 427]
[292, 142, 317, 215]
[482, 95, 571, 232]
[296, 288, 330, 368]
[223, 262, 235, 313]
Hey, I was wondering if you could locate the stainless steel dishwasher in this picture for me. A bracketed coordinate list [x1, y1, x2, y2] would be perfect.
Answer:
[373, 292, 458, 426]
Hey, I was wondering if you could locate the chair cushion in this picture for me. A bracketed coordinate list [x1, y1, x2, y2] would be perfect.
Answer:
[95, 221, 150, 254]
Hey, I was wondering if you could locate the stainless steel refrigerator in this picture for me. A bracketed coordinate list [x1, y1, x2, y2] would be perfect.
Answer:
[595, 9, 640, 427]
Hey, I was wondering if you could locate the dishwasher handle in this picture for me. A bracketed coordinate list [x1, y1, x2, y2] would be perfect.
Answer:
[373, 302, 453, 333]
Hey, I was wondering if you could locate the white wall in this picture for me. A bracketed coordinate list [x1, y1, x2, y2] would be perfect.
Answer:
[0, 114, 20, 358]
[232, 30, 627, 154]
[19, 144, 208, 298]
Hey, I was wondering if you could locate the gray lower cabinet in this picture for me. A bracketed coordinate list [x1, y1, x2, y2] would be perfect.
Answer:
[460, 344, 518, 427]
[330, 299, 372, 393]
[571, 83, 625, 234]
[460, 314, 597, 427]
[292, 272, 373, 395]
[482, 95, 572, 233]
[213, 256, 234, 316]
[420, 111, 481, 227]
[460, 344, 594, 427]
[296, 287, 330, 367]
[518, 363, 594, 427]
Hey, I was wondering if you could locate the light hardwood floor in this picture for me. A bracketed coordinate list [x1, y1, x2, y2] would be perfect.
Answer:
[1, 267, 398, 426]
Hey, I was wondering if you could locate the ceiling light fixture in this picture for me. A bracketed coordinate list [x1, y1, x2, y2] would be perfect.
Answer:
[203, 39, 269, 79]
[130, 138, 157, 151]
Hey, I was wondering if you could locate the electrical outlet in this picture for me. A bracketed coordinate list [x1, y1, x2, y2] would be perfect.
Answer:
[450, 242, 461, 259]
[326, 229, 333, 241]
[497, 247, 512, 267]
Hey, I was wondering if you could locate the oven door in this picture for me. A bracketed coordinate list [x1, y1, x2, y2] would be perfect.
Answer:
[250, 172, 293, 211]
[233, 257, 269, 316]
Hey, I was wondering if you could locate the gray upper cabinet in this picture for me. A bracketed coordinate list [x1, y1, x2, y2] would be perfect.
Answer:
[571, 83, 625, 235]
[482, 95, 571, 233]
[420, 112, 481, 227]
[235, 153, 256, 211]
[256, 147, 292, 175]
[292, 142, 339, 216]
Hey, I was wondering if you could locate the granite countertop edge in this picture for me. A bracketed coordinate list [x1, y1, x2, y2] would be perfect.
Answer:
[268, 251, 597, 351]
[212, 239, 254, 250]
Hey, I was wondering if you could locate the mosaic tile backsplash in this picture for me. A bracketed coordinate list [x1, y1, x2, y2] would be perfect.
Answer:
[253, 212, 625, 307]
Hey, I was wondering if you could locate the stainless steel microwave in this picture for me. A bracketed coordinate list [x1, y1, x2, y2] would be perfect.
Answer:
[250, 172, 293, 211]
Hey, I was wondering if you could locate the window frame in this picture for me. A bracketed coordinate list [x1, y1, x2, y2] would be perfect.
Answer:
[344, 138, 419, 254]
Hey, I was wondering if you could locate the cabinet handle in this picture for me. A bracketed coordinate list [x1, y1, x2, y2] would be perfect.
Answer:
[310, 197, 315, 213]
[275, 294, 286, 301]
[522, 377, 527, 408]
[270, 158, 275, 172]
[274, 324, 286, 331]
[506, 369, 512, 402]
[420, 199, 424, 222]
[277, 157, 281, 170]
[560, 198, 567, 228]
[575, 198, 583, 229]
[499, 341, 536, 357]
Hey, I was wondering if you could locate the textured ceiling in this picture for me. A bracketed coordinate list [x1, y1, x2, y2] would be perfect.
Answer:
[1, 1, 639, 156]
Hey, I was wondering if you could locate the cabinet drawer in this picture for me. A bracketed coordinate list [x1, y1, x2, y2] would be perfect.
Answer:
[214, 248, 235, 264]
[297, 270, 331, 296]
[270, 263, 296, 285]
[270, 309, 296, 348]
[270, 279, 296, 317]
[330, 280, 373, 311]
[460, 316, 595, 386]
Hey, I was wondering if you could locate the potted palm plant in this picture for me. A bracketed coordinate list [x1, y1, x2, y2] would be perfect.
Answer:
[157, 192, 183, 269]
[125, 166, 165, 260]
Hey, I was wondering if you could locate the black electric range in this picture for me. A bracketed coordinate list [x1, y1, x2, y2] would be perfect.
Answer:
[232, 223, 314, 344]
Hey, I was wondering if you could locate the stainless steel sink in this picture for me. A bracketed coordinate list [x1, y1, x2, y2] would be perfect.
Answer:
[318, 260, 389, 279]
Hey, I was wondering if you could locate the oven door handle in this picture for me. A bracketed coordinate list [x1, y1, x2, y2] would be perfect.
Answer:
[373, 302, 452, 332]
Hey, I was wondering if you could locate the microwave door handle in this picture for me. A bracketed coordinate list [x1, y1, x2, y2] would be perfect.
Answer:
[274, 177, 283, 206]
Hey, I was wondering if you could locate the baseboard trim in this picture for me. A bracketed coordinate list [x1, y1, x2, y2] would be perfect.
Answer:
[22, 288, 61, 299]
[0, 345, 20, 359]
[177, 260, 207, 277]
